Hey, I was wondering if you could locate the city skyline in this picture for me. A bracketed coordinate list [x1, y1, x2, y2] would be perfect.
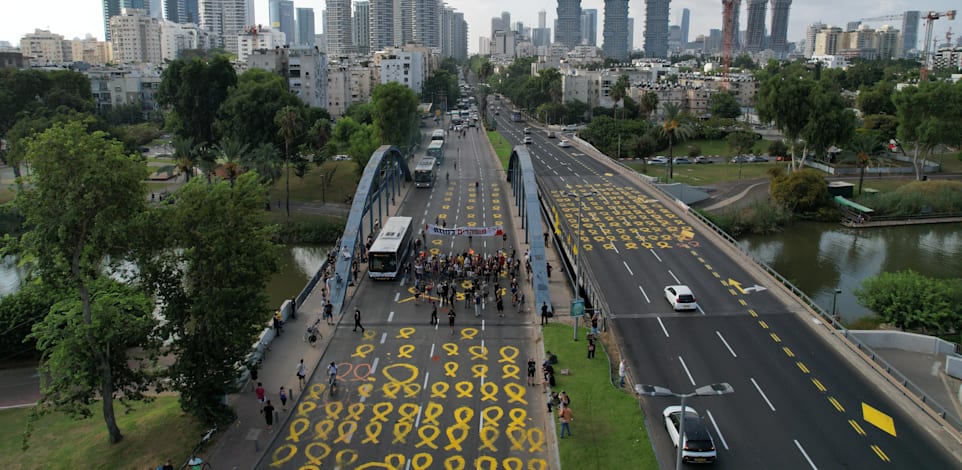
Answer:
[2, 0, 959, 54]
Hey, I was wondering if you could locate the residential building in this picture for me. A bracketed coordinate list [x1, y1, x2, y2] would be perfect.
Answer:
[20, 29, 71, 64]
[394, 0, 413, 47]
[296, 8, 316, 46]
[160, 21, 212, 60]
[813, 26, 843, 56]
[165, 0, 200, 24]
[0, 51, 27, 69]
[744, 0, 767, 52]
[491, 17, 503, 40]
[412, 0, 441, 49]
[71, 36, 112, 65]
[248, 47, 329, 109]
[581, 9, 597, 47]
[236, 25, 285, 62]
[769, 0, 792, 56]
[369, 0, 394, 51]
[602, 0, 629, 61]
[876, 25, 900, 60]
[375, 49, 425, 94]
[478, 37, 491, 56]
[352, 1, 369, 53]
[269, 0, 295, 45]
[110, 9, 164, 64]
[325, 0, 353, 56]
[532, 10, 551, 48]
[198, 0, 250, 53]
[87, 66, 162, 113]
[441, 7, 468, 60]
[804, 22, 825, 57]
[327, 64, 351, 117]
[103, 0, 154, 41]
[492, 30, 517, 60]
[627, 17, 634, 52]
[556, 0, 582, 49]
[644, 0, 669, 58]
[933, 46, 962, 70]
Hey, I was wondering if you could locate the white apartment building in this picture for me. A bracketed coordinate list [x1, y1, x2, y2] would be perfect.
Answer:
[236, 26, 286, 62]
[19, 29, 72, 64]
[161, 22, 212, 61]
[376, 50, 425, 94]
[110, 9, 164, 64]
[287, 48, 328, 108]
[198, 0, 250, 53]
[327, 65, 352, 118]
[87, 66, 163, 113]
[325, 0, 353, 56]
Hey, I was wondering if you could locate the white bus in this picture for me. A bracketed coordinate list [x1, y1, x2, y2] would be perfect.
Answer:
[426, 140, 444, 164]
[414, 157, 437, 188]
[431, 129, 445, 141]
[368, 216, 414, 280]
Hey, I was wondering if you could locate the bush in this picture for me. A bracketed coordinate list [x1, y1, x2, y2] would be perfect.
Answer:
[699, 200, 792, 237]
[274, 217, 345, 244]
[865, 180, 962, 216]
[0, 282, 68, 363]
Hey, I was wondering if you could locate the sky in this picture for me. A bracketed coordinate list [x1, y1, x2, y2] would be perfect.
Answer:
[2, 0, 958, 53]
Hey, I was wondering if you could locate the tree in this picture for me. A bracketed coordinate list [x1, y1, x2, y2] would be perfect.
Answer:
[244, 142, 282, 187]
[640, 92, 659, 121]
[756, 63, 817, 170]
[708, 91, 742, 120]
[658, 103, 695, 179]
[275, 106, 300, 218]
[686, 144, 701, 158]
[171, 136, 196, 183]
[135, 173, 280, 425]
[728, 131, 755, 156]
[156, 56, 236, 146]
[856, 271, 962, 333]
[768, 140, 789, 159]
[212, 137, 249, 186]
[215, 69, 303, 150]
[609, 74, 629, 119]
[893, 81, 962, 180]
[861, 114, 899, 141]
[372, 82, 419, 149]
[732, 54, 757, 70]
[770, 169, 831, 214]
[802, 84, 856, 162]
[856, 84, 895, 115]
[847, 131, 884, 195]
[630, 135, 657, 160]
[18, 120, 153, 444]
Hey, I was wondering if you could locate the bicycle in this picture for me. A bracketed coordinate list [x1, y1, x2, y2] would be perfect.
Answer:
[329, 373, 338, 396]
[304, 318, 322, 346]
[183, 426, 217, 470]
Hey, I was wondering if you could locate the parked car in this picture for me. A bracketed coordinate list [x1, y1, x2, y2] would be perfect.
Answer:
[748, 155, 769, 162]
[730, 155, 750, 163]
[673, 157, 693, 165]
[333, 154, 352, 161]
[558, 139, 571, 148]
[694, 156, 713, 164]
[663, 406, 717, 464]
[664, 285, 697, 311]
[524, 136, 533, 144]
[648, 156, 669, 165]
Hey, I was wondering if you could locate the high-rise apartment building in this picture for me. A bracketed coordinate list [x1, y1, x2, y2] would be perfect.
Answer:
[900, 11, 920, 57]
[803, 22, 824, 57]
[352, 1, 370, 54]
[20, 29, 71, 63]
[556, 0, 582, 49]
[876, 24, 900, 60]
[369, 0, 394, 51]
[165, 0, 199, 24]
[501, 12, 511, 35]
[581, 9, 597, 46]
[602, 0, 629, 60]
[627, 17, 634, 52]
[325, 0, 353, 55]
[441, 7, 467, 60]
[412, 0, 441, 48]
[270, 0, 295, 45]
[533, 10, 551, 48]
[744, 0, 766, 52]
[769, 0, 792, 55]
[644, 0, 669, 58]
[491, 17, 503, 39]
[198, 0, 250, 53]
[394, 0, 413, 46]
[296, 8, 316, 46]
[813, 26, 842, 56]
[110, 8, 164, 63]
[680, 8, 690, 45]
[103, 0, 153, 40]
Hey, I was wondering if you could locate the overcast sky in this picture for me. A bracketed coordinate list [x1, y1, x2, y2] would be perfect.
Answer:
[2, 0, 958, 53]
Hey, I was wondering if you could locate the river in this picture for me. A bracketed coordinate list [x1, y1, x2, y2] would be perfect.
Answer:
[739, 222, 962, 322]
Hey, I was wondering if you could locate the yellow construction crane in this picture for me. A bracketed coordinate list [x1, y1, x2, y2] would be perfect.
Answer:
[920, 10, 956, 81]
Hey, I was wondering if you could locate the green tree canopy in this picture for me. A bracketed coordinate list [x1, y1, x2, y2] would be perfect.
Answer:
[157, 56, 236, 146]
[708, 91, 742, 120]
[215, 69, 303, 150]
[770, 169, 831, 214]
[372, 82, 419, 149]
[856, 270, 962, 333]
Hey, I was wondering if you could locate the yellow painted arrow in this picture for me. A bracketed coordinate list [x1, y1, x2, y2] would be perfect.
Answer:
[727, 278, 746, 294]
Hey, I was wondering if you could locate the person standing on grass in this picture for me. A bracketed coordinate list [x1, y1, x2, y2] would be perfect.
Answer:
[541, 302, 550, 325]
[559, 405, 573, 438]
[262, 400, 276, 433]
[587, 337, 596, 359]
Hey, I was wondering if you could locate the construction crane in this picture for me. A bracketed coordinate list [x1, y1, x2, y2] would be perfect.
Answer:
[720, 0, 739, 90]
[920, 10, 956, 81]
[860, 13, 905, 23]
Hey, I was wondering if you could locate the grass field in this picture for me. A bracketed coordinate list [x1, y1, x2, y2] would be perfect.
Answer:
[268, 161, 359, 204]
[627, 159, 783, 185]
[673, 138, 772, 158]
[0, 397, 206, 470]
[542, 323, 657, 469]
[487, 130, 512, 170]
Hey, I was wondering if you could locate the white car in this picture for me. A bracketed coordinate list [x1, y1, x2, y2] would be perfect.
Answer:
[648, 156, 669, 165]
[558, 140, 571, 148]
[523, 136, 533, 144]
[333, 155, 351, 161]
[664, 285, 697, 311]
[663, 406, 717, 464]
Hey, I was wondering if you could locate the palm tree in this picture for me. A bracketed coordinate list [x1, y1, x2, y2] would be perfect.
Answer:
[213, 137, 248, 187]
[658, 102, 695, 180]
[609, 74, 629, 119]
[275, 106, 301, 219]
[244, 142, 282, 186]
[848, 132, 884, 195]
[171, 136, 196, 183]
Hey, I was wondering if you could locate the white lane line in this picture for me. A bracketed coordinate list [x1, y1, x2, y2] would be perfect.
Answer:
[638, 285, 651, 303]
[623, 261, 634, 276]
[657, 317, 670, 338]
[794, 440, 818, 469]
[649, 249, 662, 262]
[415, 373, 429, 428]
[668, 270, 681, 284]
[679, 356, 696, 387]
[387, 311, 395, 322]
[751, 378, 777, 411]
[716, 331, 737, 357]
[394, 292, 401, 302]
[429, 343, 435, 357]
[705, 409, 729, 450]
[380, 332, 387, 344]
[361, 357, 381, 403]
[696, 303, 706, 316]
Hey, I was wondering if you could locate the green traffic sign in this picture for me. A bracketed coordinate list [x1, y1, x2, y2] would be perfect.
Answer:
[570, 299, 585, 317]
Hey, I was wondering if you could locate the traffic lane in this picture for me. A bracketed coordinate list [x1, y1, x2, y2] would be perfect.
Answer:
[760, 313, 958, 467]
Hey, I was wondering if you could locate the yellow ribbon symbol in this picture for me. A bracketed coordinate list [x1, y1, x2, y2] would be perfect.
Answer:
[398, 403, 419, 422]
[423, 401, 443, 425]
[332, 420, 357, 444]
[480, 381, 499, 402]
[479, 426, 499, 452]
[527, 458, 549, 470]
[362, 421, 382, 444]
[307, 383, 326, 400]
[469, 345, 488, 360]
[508, 408, 527, 429]
[507, 427, 527, 451]
[396, 327, 415, 339]
[502, 457, 523, 470]
[460, 327, 478, 340]
[371, 402, 393, 422]
[297, 400, 317, 417]
[444, 361, 459, 378]
[503, 382, 527, 404]
[454, 381, 473, 398]
[502, 364, 520, 380]
[430, 381, 449, 399]
[269, 444, 297, 467]
[345, 402, 364, 421]
[410, 453, 433, 470]
[471, 363, 488, 379]
[313, 420, 334, 441]
[443, 423, 469, 452]
[482, 406, 504, 427]
[442, 343, 459, 356]
[286, 417, 309, 443]
[528, 428, 546, 452]
[324, 401, 343, 420]
[443, 455, 466, 470]
[415, 424, 441, 449]
[382, 381, 401, 399]
[358, 382, 374, 399]
[398, 344, 415, 358]
[392, 420, 413, 444]
[303, 441, 332, 467]
[335, 449, 359, 467]
[499, 346, 519, 363]
[352, 343, 375, 359]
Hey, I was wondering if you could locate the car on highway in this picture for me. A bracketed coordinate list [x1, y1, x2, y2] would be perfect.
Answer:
[523, 127, 532, 134]
[662, 406, 717, 464]
[648, 156, 669, 165]
[730, 155, 751, 163]
[673, 157, 693, 165]
[523, 136, 533, 144]
[664, 285, 697, 311]
[494, 110, 499, 115]
[558, 139, 571, 148]
[546, 131, 556, 138]
[748, 155, 769, 162]
[694, 156, 714, 164]
[333, 155, 352, 161]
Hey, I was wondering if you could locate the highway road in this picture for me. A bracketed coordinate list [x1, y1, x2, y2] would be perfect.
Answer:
[259, 122, 551, 469]
[490, 104, 958, 469]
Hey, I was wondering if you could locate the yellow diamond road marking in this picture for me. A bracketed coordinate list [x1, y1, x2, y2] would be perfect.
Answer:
[862, 403, 897, 437]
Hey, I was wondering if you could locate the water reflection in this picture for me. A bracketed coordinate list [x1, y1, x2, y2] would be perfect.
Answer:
[740, 222, 962, 322]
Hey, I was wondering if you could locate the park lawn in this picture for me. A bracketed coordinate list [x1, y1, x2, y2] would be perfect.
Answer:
[542, 323, 656, 469]
[487, 130, 512, 170]
[0, 396, 205, 470]
[627, 160, 784, 185]
[676, 138, 772, 158]
[269, 161, 359, 204]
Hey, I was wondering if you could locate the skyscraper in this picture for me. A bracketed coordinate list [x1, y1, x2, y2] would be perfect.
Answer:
[412, 0, 441, 48]
[325, 0, 353, 55]
[198, 0, 250, 51]
[296, 7, 315, 46]
[581, 8, 597, 46]
[769, 0, 792, 55]
[441, 6, 467, 60]
[680, 8, 690, 45]
[644, 0, 669, 58]
[353, 1, 370, 54]
[900, 10, 920, 57]
[491, 17, 503, 39]
[602, 0, 629, 60]
[103, 0, 151, 40]
[533, 10, 551, 47]
[803, 22, 824, 57]
[270, 0, 295, 45]
[556, 0, 582, 49]
[369, 0, 394, 50]
[744, 0, 766, 52]
[165, 0, 199, 24]
[627, 17, 634, 52]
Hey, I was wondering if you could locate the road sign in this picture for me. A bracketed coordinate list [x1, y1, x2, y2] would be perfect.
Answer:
[570, 298, 585, 317]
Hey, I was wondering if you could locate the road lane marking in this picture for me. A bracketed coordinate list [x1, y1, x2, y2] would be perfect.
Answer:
[716, 331, 737, 357]
[650, 249, 662, 262]
[637, 286, 651, 303]
[783, 347, 795, 357]
[828, 396, 845, 412]
[668, 270, 681, 284]
[759, 321, 769, 329]
[848, 419, 866, 435]
[623, 261, 634, 275]
[394, 292, 401, 302]
[794, 440, 818, 469]
[751, 378, 776, 411]
[705, 409, 729, 450]
[796, 361, 809, 373]
[870, 444, 890, 462]
[380, 332, 387, 344]
[770, 333, 781, 343]
[657, 317, 669, 337]
[696, 304, 706, 316]
[812, 378, 827, 392]
[388, 311, 395, 322]
[862, 403, 897, 437]
[679, 356, 696, 387]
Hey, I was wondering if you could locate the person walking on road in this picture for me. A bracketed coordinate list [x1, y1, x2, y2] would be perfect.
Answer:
[353, 307, 365, 333]
[278, 386, 288, 411]
[558, 405, 573, 438]
[324, 301, 334, 325]
[431, 302, 439, 326]
[448, 307, 456, 334]
[296, 359, 307, 390]
[527, 357, 537, 386]
[255, 382, 266, 403]
[261, 400, 276, 433]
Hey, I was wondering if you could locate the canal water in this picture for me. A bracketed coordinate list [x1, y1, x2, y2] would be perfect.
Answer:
[739, 222, 962, 322]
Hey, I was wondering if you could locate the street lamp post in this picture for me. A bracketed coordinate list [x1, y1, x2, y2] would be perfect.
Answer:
[832, 288, 842, 320]
[636, 383, 735, 470]
[562, 191, 596, 341]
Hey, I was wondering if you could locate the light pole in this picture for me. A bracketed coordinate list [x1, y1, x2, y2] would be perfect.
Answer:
[831, 288, 842, 320]
[562, 190, 596, 341]
[636, 383, 735, 470]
